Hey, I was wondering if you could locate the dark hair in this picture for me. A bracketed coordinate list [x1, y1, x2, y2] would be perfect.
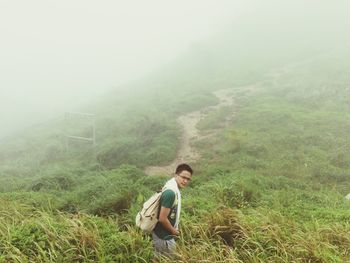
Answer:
[175, 163, 193, 175]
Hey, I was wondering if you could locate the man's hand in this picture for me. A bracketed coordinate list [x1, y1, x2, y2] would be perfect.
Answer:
[159, 207, 180, 238]
[172, 229, 180, 236]
[172, 229, 180, 240]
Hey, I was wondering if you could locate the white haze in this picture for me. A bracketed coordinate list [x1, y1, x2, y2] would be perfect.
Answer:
[0, 0, 248, 139]
[1, 0, 350, 139]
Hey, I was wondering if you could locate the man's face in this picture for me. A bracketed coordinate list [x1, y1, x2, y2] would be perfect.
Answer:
[175, 170, 192, 189]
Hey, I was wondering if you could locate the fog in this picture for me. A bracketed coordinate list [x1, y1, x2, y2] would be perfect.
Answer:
[1, 0, 350, 139]
[0, 0, 250, 138]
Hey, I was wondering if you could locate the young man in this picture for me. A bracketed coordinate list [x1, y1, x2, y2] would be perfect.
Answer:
[152, 163, 193, 260]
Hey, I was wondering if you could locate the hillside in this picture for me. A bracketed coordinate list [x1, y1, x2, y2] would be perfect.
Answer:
[1, 27, 350, 263]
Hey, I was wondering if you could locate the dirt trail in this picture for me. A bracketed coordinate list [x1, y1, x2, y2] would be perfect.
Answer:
[144, 65, 291, 176]
[144, 88, 239, 176]
[143, 59, 320, 176]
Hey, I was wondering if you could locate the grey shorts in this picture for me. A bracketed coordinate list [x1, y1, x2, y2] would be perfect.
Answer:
[152, 232, 176, 259]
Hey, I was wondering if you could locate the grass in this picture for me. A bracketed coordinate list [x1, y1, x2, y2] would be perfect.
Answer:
[0, 49, 350, 261]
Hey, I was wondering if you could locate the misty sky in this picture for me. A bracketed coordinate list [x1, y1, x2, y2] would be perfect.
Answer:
[0, 0, 250, 138]
[1, 0, 350, 139]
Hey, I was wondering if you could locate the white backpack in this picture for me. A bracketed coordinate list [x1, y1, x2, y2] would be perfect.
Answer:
[135, 191, 162, 233]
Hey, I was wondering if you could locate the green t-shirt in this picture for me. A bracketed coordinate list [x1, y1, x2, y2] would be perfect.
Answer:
[153, 189, 177, 240]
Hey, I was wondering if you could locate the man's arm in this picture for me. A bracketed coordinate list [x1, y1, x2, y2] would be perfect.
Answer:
[158, 207, 179, 236]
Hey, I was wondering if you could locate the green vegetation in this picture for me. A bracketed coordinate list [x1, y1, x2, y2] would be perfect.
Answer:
[1, 47, 350, 262]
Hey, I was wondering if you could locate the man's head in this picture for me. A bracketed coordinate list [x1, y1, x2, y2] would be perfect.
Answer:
[174, 163, 193, 189]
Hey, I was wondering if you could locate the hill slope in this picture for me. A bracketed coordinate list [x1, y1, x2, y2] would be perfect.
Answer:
[1, 22, 350, 262]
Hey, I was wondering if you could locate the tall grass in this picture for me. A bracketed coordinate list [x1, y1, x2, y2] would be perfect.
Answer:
[0, 51, 350, 261]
